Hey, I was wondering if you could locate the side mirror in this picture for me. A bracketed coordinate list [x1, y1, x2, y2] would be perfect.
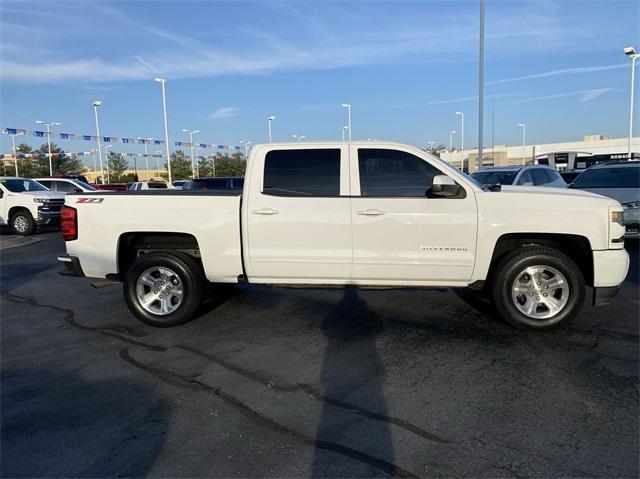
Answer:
[431, 175, 460, 197]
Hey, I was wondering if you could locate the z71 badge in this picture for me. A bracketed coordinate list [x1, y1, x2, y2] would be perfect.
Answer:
[76, 198, 104, 203]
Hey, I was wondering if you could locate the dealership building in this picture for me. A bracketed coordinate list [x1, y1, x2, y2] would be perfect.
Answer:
[440, 135, 640, 173]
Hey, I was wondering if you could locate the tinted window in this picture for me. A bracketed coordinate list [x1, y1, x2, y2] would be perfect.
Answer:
[531, 169, 549, 186]
[358, 149, 442, 197]
[517, 170, 534, 186]
[543, 169, 559, 182]
[55, 181, 79, 192]
[148, 182, 168, 189]
[263, 149, 340, 197]
[572, 166, 640, 188]
[471, 170, 517, 185]
[38, 180, 53, 189]
[76, 180, 95, 191]
[0, 179, 48, 192]
[189, 178, 228, 190]
[232, 178, 244, 188]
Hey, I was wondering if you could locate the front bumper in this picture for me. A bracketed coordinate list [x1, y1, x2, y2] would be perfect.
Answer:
[591, 248, 629, 306]
[36, 210, 61, 225]
[57, 255, 85, 277]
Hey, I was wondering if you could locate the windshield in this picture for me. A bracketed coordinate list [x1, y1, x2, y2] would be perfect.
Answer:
[471, 170, 518, 185]
[74, 180, 96, 191]
[572, 166, 640, 188]
[0, 178, 48, 192]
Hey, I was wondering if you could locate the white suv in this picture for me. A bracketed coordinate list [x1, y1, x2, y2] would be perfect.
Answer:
[0, 177, 66, 235]
[34, 177, 97, 193]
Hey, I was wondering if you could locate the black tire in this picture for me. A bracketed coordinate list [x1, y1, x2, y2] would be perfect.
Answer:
[11, 209, 36, 236]
[123, 252, 205, 327]
[491, 246, 585, 330]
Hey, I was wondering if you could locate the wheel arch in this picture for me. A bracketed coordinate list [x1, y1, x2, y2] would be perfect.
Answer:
[487, 233, 593, 287]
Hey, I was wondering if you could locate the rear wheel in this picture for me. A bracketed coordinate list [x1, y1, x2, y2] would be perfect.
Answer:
[123, 252, 205, 327]
[11, 209, 36, 236]
[491, 247, 585, 330]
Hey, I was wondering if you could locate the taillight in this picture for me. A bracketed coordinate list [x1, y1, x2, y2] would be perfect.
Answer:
[60, 206, 77, 241]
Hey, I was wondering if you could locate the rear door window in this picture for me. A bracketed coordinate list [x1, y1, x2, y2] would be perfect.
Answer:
[517, 170, 534, 186]
[263, 149, 341, 196]
[38, 180, 53, 190]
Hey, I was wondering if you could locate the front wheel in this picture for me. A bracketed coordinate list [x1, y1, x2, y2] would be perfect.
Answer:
[491, 247, 585, 330]
[123, 252, 205, 327]
[11, 209, 36, 236]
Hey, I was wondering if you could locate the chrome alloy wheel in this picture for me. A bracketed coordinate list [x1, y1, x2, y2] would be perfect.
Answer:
[511, 265, 570, 320]
[135, 266, 184, 316]
[13, 215, 29, 233]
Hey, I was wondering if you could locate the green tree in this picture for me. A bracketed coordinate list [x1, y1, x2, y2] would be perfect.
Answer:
[214, 152, 246, 177]
[197, 157, 213, 177]
[167, 150, 193, 180]
[16, 144, 34, 178]
[107, 152, 129, 182]
[31, 143, 82, 177]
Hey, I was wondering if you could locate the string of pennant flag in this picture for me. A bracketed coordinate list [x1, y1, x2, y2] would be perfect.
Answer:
[1, 127, 243, 150]
[0, 151, 230, 160]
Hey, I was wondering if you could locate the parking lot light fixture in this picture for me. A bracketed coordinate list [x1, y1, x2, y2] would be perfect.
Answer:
[342, 126, 348, 142]
[341, 104, 352, 141]
[155, 78, 172, 183]
[35, 120, 60, 176]
[449, 130, 456, 152]
[518, 123, 526, 165]
[104, 144, 113, 183]
[91, 101, 105, 184]
[267, 116, 276, 143]
[624, 46, 639, 159]
[455, 111, 464, 152]
[182, 129, 200, 178]
[10, 131, 24, 177]
[138, 137, 153, 179]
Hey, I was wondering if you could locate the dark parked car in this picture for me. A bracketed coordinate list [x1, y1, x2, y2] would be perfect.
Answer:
[559, 169, 584, 184]
[183, 177, 244, 193]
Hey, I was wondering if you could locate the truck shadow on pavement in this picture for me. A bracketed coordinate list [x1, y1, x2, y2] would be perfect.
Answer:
[311, 286, 399, 477]
[1, 368, 170, 478]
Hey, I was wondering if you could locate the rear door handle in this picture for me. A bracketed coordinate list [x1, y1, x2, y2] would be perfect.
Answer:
[356, 208, 386, 216]
[252, 208, 279, 215]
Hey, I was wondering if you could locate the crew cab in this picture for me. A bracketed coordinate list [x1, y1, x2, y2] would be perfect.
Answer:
[0, 177, 66, 235]
[58, 142, 630, 330]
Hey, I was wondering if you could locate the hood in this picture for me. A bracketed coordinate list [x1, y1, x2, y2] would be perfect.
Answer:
[497, 185, 609, 201]
[20, 190, 66, 200]
[572, 187, 639, 205]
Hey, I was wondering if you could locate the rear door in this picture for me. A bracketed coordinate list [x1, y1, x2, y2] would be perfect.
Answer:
[245, 146, 351, 280]
[350, 146, 478, 282]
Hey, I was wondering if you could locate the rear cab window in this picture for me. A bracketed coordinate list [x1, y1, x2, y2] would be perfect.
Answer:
[263, 149, 342, 197]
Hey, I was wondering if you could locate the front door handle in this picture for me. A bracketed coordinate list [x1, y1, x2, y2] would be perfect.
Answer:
[356, 208, 386, 216]
[252, 208, 279, 215]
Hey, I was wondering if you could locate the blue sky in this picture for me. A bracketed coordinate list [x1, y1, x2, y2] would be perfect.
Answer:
[0, 0, 638, 159]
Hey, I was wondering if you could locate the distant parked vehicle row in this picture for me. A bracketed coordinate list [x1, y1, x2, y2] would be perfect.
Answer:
[35, 177, 97, 193]
[569, 162, 640, 238]
[182, 177, 244, 193]
[0, 177, 65, 235]
[471, 165, 567, 188]
[128, 181, 173, 191]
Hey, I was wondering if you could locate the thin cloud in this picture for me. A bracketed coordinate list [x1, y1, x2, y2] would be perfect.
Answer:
[515, 88, 612, 104]
[135, 56, 160, 74]
[208, 107, 239, 120]
[395, 93, 524, 108]
[488, 64, 626, 85]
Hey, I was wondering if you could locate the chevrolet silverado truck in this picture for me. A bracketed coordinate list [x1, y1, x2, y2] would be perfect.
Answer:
[57, 142, 630, 330]
[0, 177, 66, 235]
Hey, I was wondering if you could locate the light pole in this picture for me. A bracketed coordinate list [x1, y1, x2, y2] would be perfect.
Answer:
[104, 144, 113, 183]
[518, 123, 526, 166]
[240, 141, 252, 157]
[477, 0, 485, 172]
[292, 134, 306, 142]
[449, 130, 456, 152]
[10, 132, 23, 177]
[341, 103, 352, 141]
[90, 149, 97, 178]
[267, 116, 275, 143]
[624, 47, 639, 159]
[91, 100, 105, 184]
[455, 111, 464, 152]
[427, 141, 435, 152]
[154, 150, 162, 174]
[342, 126, 348, 142]
[155, 78, 172, 182]
[35, 120, 60, 176]
[138, 137, 153, 179]
[182, 129, 199, 178]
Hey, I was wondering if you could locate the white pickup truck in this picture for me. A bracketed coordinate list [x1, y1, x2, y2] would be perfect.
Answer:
[0, 177, 66, 235]
[58, 142, 630, 330]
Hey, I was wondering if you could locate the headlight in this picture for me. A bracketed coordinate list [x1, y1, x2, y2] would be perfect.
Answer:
[610, 210, 624, 226]
[33, 198, 46, 204]
[622, 201, 640, 210]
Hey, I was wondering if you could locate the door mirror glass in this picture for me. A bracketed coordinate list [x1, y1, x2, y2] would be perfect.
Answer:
[430, 175, 460, 197]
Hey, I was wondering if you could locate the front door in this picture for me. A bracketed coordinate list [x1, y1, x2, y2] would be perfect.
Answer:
[246, 146, 352, 281]
[350, 146, 478, 283]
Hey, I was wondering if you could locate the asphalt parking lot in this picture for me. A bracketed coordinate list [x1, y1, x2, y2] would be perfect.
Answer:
[1, 229, 638, 478]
